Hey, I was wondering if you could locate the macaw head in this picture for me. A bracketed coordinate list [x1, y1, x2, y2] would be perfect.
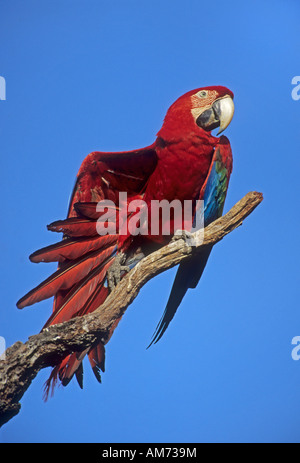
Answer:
[157, 86, 234, 141]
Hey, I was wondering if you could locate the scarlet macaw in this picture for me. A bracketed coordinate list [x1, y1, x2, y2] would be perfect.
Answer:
[17, 86, 234, 397]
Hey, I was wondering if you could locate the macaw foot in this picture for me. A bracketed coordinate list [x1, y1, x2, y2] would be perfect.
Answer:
[107, 252, 130, 292]
[171, 229, 194, 243]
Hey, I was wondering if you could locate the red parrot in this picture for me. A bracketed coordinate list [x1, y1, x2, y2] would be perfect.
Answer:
[17, 86, 234, 397]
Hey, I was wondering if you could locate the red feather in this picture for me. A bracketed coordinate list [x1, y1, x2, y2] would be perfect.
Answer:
[17, 246, 116, 309]
[47, 217, 98, 237]
[88, 343, 106, 383]
[74, 202, 119, 220]
[29, 234, 117, 263]
[43, 256, 113, 327]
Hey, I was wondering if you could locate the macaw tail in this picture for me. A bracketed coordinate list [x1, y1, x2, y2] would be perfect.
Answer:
[148, 247, 212, 347]
[43, 308, 122, 400]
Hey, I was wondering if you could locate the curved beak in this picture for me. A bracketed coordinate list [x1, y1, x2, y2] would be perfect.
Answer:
[196, 95, 234, 134]
[215, 96, 235, 135]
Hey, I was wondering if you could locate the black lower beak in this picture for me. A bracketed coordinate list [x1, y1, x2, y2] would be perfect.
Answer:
[196, 100, 221, 131]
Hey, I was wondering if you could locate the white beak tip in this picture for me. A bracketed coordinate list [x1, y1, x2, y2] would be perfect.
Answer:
[217, 96, 235, 135]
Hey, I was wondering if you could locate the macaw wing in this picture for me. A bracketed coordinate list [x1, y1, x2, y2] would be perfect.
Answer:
[17, 144, 158, 394]
[148, 136, 232, 346]
[67, 143, 158, 216]
[17, 143, 158, 309]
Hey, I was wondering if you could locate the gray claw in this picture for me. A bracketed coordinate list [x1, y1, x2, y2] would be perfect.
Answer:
[171, 229, 194, 242]
[107, 252, 130, 292]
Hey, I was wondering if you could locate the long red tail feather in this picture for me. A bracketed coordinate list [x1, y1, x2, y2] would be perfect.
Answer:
[30, 234, 117, 263]
[43, 256, 114, 327]
[17, 245, 116, 309]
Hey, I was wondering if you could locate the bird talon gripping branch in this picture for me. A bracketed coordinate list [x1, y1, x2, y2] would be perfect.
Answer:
[171, 230, 194, 243]
[106, 252, 130, 292]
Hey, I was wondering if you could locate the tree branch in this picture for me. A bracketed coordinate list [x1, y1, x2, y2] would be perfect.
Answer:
[0, 191, 263, 427]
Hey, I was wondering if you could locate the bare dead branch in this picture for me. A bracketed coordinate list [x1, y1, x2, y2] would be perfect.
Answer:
[0, 191, 263, 427]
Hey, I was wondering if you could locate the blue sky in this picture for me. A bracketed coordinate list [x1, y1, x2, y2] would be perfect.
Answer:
[0, 0, 299, 443]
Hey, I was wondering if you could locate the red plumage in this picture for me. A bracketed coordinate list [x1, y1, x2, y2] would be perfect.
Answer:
[17, 86, 234, 397]
[29, 235, 117, 263]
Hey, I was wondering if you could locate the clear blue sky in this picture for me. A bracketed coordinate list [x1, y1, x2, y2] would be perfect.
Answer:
[0, 0, 299, 443]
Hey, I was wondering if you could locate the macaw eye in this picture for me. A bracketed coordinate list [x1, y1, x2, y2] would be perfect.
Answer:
[198, 90, 208, 98]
